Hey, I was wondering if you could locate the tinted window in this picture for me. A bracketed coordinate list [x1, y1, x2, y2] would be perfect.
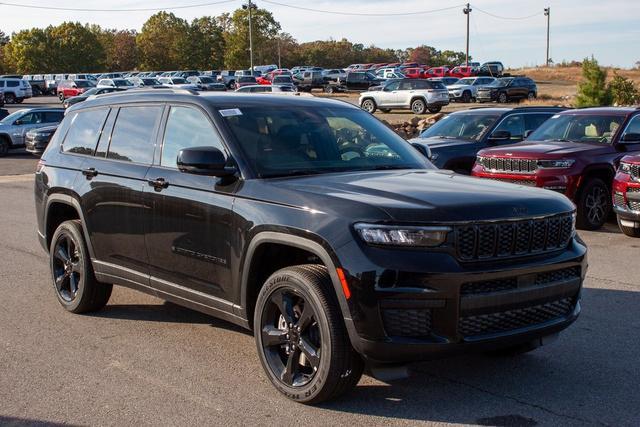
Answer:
[384, 81, 400, 91]
[399, 81, 413, 90]
[524, 113, 553, 133]
[528, 114, 625, 144]
[412, 80, 430, 89]
[7, 80, 19, 87]
[494, 114, 525, 139]
[420, 113, 501, 141]
[44, 111, 64, 123]
[161, 106, 224, 168]
[107, 106, 162, 163]
[18, 112, 44, 124]
[622, 115, 640, 138]
[63, 108, 109, 155]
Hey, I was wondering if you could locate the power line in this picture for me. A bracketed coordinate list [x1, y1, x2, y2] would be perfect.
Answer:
[260, 0, 465, 17]
[472, 5, 543, 20]
[0, 0, 237, 12]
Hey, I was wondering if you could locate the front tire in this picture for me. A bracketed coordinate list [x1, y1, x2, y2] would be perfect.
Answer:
[0, 138, 9, 157]
[411, 98, 426, 114]
[576, 178, 610, 230]
[254, 265, 363, 404]
[617, 217, 640, 237]
[361, 98, 376, 114]
[5, 93, 16, 104]
[461, 91, 472, 103]
[49, 220, 112, 313]
[498, 92, 508, 103]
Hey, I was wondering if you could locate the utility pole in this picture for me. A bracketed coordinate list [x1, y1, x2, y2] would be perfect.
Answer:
[463, 3, 472, 66]
[544, 7, 551, 67]
[242, 0, 257, 71]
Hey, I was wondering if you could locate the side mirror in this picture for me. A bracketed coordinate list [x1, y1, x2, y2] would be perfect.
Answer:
[524, 129, 533, 138]
[622, 133, 640, 143]
[489, 130, 511, 141]
[177, 147, 236, 177]
[411, 142, 432, 159]
[13, 119, 23, 126]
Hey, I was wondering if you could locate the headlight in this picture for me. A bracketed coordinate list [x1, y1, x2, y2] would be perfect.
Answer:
[619, 161, 632, 174]
[537, 159, 575, 169]
[354, 223, 450, 247]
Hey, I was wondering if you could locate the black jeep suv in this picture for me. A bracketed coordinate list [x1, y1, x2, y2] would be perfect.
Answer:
[409, 107, 565, 174]
[35, 90, 586, 403]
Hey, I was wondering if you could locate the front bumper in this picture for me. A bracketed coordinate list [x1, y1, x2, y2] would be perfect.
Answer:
[25, 137, 49, 154]
[476, 91, 497, 101]
[471, 164, 581, 200]
[613, 173, 640, 222]
[338, 235, 587, 363]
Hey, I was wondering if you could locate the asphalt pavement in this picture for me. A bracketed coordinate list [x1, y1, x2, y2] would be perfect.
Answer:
[0, 98, 639, 426]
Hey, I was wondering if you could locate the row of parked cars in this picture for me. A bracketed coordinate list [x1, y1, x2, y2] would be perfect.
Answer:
[408, 106, 640, 235]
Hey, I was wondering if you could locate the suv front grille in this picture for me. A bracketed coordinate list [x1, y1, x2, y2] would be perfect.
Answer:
[630, 164, 639, 180]
[614, 192, 626, 207]
[459, 297, 575, 337]
[628, 188, 640, 211]
[382, 308, 432, 337]
[478, 157, 538, 174]
[460, 266, 581, 296]
[487, 177, 536, 186]
[454, 213, 573, 261]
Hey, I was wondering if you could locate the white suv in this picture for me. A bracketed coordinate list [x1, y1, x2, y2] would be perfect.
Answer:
[359, 78, 449, 115]
[0, 78, 33, 104]
[447, 76, 496, 103]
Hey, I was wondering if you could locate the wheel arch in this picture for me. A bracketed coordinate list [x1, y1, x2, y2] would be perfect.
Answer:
[239, 231, 353, 334]
[44, 193, 95, 259]
[410, 95, 428, 105]
[578, 165, 615, 194]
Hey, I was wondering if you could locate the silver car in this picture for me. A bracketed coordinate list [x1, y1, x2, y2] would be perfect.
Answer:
[0, 108, 65, 156]
[359, 78, 449, 115]
[447, 76, 496, 103]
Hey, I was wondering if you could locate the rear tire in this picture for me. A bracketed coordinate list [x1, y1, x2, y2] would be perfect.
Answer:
[617, 217, 640, 237]
[0, 138, 9, 157]
[33, 87, 42, 96]
[5, 93, 16, 104]
[498, 92, 508, 103]
[49, 220, 112, 313]
[461, 91, 472, 103]
[411, 98, 426, 114]
[379, 108, 391, 113]
[427, 106, 442, 114]
[576, 178, 610, 230]
[527, 91, 536, 101]
[254, 265, 363, 404]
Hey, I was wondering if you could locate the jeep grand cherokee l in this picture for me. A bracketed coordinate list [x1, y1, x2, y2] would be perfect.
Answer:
[477, 77, 537, 103]
[409, 107, 564, 174]
[613, 154, 640, 237]
[472, 108, 640, 230]
[360, 78, 449, 115]
[35, 90, 586, 403]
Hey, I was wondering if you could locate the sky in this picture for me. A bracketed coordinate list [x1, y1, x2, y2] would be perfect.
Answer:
[1, 0, 639, 68]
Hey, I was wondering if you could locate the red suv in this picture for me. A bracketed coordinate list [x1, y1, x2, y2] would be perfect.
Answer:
[472, 108, 640, 230]
[57, 79, 94, 100]
[403, 68, 426, 79]
[613, 154, 640, 236]
[449, 66, 476, 78]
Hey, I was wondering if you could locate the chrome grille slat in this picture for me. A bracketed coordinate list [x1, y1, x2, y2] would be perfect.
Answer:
[479, 157, 538, 174]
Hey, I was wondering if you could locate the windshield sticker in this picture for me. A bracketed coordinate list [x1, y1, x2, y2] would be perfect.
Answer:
[219, 108, 243, 117]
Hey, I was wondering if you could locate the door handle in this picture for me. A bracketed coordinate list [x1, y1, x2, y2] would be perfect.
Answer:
[148, 177, 169, 191]
[81, 167, 98, 179]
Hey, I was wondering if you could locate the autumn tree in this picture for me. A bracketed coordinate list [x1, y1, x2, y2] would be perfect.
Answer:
[103, 29, 138, 71]
[178, 17, 225, 70]
[137, 12, 188, 70]
[3, 28, 53, 73]
[224, 6, 281, 69]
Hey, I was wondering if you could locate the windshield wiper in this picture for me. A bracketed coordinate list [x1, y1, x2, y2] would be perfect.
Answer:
[542, 138, 574, 143]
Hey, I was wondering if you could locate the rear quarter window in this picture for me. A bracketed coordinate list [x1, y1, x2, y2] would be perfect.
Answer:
[62, 108, 110, 156]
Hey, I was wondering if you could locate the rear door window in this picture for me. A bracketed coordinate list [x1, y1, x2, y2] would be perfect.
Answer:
[494, 114, 525, 139]
[62, 108, 110, 155]
[107, 106, 162, 164]
[524, 113, 553, 133]
[44, 111, 64, 123]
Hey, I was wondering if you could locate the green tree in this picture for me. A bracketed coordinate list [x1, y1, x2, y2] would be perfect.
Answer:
[179, 17, 225, 70]
[98, 29, 138, 71]
[137, 12, 188, 70]
[47, 23, 105, 72]
[575, 57, 612, 107]
[224, 7, 281, 69]
[3, 28, 52, 73]
[0, 30, 9, 73]
[607, 73, 640, 106]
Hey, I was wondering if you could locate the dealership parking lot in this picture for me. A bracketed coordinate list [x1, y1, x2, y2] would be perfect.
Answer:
[1, 124, 639, 425]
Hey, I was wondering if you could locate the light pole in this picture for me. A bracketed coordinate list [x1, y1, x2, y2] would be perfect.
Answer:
[544, 7, 551, 67]
[463, 3, 472, 66]
[242, 0, 257, 71]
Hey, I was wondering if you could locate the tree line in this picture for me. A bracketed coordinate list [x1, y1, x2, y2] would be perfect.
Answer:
[0, 7, 467, 74]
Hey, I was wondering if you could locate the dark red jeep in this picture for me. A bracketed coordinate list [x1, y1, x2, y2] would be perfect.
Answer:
[613, 154, 640, 236]
[472, 107, 640, 230]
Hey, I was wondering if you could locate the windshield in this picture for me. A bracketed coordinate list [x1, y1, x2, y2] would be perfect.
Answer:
[239, 76, 256, 83]
[143, 79, 160, 85]
[419, 113, 501, 141]
[527, 114, 625, 144]
[75, 80, 93, 88]
[0, 110, 27, 125]
[490, 78, 512, 87]
[456, 78, 475, 85]
[113, 80, 133, 87]
[221, 106, 429, 178]
[273, 76, 292, 83]
[199, 77, 214, 83]
[172, 78, 188, 84]
[81, 88, 99, 96]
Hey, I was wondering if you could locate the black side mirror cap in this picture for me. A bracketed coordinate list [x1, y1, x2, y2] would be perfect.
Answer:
[177, 146, 236, 177]
[622, 133, 640, 143]
[524, 129, 533, 139]
[489, 130, 511, 141]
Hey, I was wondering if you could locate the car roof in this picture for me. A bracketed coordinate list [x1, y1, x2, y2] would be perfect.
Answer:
[453, 106, 566, 115]
[72, 90, 360, 112]
[561, 107, 638, 115]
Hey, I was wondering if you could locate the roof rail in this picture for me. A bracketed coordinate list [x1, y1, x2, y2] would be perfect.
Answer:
[94, 87, 200, 99]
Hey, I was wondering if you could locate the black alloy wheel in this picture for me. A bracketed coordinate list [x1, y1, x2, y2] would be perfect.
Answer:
[254, 265, 363, 404]
[52, 232, 82, 303]
[260, 287, 321, 388]
[49, 220, 112, 313]
[498, 92, 508, 103]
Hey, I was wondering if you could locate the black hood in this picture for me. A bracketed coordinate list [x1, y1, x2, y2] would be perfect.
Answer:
[245, 169, 574, 224]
